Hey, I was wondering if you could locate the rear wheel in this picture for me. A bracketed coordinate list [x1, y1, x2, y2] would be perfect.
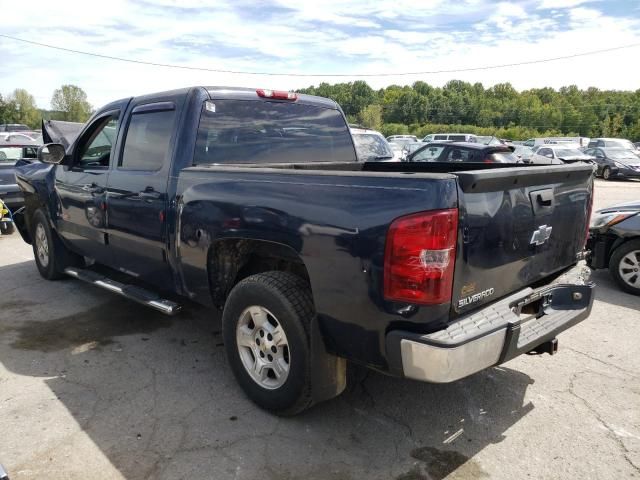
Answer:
[602, 166, 612, 180]
[222, 271, 314, 415]
[609, 239, 640, 296]
[31, 209, 82, 280]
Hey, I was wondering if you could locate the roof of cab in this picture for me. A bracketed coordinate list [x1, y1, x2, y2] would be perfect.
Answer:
[94, 86, 341, 120]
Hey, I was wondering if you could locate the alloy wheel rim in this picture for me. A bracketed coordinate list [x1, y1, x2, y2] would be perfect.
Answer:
[236, 305, 290, 390]
[35, 223, 49, 268]
[619, 250, 640, 289]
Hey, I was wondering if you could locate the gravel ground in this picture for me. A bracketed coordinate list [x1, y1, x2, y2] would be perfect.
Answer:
[0, 178, 639, 480]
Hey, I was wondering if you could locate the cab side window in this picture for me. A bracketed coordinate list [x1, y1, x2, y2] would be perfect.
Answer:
[76, 114, 119, 169]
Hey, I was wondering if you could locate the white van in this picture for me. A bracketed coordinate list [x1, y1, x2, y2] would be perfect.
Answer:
[422, 133, 477, 143]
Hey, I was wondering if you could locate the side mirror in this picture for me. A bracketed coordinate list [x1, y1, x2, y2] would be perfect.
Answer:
[38, 143, 66, 164]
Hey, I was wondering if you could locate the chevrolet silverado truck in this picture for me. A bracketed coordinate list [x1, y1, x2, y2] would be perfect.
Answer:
[14, 86, 595, 415]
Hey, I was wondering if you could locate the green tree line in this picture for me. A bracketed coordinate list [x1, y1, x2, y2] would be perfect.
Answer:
[0, 84, 93, 129]
[299, 80, 640, 141]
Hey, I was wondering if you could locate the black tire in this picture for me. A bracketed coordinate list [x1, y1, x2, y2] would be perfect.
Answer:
[602, 166, 612, 180]
[31, 209, 82, 280]
[609, 239, 640, 296]
[0, 221, 15, 235]
[222, 271, 314, 415]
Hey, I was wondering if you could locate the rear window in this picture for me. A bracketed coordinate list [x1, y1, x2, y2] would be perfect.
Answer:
[488, 152, 520, 163]
[194, 100, 355, 165]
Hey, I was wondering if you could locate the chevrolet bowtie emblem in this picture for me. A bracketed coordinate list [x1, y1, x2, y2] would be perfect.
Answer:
[530, 225, 553, 246]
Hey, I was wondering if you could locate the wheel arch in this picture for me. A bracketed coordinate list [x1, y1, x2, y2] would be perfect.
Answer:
[207, 238, 312, 309]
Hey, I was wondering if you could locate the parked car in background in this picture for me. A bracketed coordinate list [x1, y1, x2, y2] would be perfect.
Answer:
[406, 141, 520, 163]
[0, 123, 31, 133]
[1, 133, 40, 143]
[386, 135, 418, 144]
[587, 138, 637, 152]
[350, 127, 395, 162]
[584, 147, 640, 180]
[529, 146, 594, 165]
[588, 201, 640, 295]
[423, 133, 477, 143]
[0, 143, 40, 211]
[524, 137, 590, 148]
[513, 145, 535, 163]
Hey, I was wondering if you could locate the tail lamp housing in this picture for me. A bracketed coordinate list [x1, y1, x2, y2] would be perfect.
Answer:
[384, 208, 459, 304]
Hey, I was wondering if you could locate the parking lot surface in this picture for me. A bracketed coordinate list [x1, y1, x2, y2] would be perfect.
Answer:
[1, 179, 639, 480]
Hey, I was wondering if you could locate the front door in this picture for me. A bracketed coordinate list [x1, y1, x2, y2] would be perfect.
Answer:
[106, 101, 178, 287]
[55, 111, 119, 264]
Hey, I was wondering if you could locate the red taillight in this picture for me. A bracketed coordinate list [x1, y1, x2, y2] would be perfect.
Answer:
[256, 89, 297, 100]
[384, 208, 458, 304]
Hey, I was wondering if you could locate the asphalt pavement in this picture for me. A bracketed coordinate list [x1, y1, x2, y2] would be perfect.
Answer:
[0, 179, 639, 480]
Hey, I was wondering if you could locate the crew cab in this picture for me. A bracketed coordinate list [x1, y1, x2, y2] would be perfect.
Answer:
[14, 86, 595, 415]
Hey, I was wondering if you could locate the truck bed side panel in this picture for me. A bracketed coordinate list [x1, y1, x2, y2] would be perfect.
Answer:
[176, 168, 458, 368]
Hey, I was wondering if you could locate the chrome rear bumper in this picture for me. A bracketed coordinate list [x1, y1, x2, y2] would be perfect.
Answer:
[386, 264, 594, 383]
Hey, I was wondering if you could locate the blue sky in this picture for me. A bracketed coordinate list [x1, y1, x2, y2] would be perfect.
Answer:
[1, 0, 639, 109]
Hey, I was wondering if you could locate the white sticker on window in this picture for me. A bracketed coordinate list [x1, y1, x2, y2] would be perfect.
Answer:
[205, 101, 216, 113]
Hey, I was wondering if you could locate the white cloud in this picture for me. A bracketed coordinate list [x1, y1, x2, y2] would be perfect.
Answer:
[538, 0, 593, 8]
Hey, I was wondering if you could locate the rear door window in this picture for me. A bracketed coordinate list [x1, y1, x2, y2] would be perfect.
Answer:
[444, 148, 471, 162]
[434, 135, 448, 140]
[120, 110, 176, 171]
[194, 100, 355, 165]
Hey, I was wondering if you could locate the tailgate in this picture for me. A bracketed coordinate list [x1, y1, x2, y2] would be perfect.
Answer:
[451, 164, 593, 314]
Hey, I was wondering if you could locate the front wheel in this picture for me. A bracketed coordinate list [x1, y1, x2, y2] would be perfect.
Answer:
[222, 271, 314, 415]
[609, 239, 640, 296]
[31, 209, 82, 280]
[602, 166, 612, 180]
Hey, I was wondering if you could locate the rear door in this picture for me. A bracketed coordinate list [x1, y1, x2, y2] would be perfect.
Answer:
[451, 165, 593, 315]
[105, 98, 180, 286]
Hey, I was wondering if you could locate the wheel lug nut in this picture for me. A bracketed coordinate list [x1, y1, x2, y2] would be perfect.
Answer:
[256, 338, 260, 345]
[267, 354, 273, 362]
[271, 346, 277, 353]
[259, 330, 264, 337]
[267, 334, 272, 341]
[260, 351, 265, 358]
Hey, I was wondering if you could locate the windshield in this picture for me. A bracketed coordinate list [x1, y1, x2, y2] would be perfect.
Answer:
[607, 139, 634, 149]
[194, 100, 356, 164]
[352, 133, 393, 160]
[555, 148, 585, 157]
[606, 149, 640, 160]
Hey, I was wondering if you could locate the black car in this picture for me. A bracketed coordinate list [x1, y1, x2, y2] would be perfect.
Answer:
[0, 123, 30, 133]
[405, 141, 520, 163]
[583, 147, 640, 180]
[588, 201, 640, 295]
[0, 143, 39, 211]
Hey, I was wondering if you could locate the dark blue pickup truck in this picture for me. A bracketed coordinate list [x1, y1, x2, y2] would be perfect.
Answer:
[14, 86, 595, 415]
